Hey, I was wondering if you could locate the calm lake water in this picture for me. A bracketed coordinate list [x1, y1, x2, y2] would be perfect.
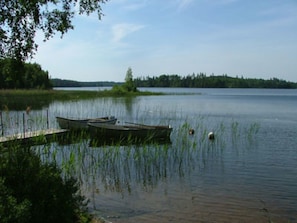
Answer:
[4, 88, 297, 222]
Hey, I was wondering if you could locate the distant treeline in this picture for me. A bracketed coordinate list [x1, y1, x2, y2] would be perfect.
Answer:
[134, 73, 297, 89]
[0, 58, 52, 89]
[51, 78, 122, 87]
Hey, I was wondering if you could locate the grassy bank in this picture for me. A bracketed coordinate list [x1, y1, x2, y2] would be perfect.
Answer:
[0, 88, 163, 99]
[0, 89, 163, 110]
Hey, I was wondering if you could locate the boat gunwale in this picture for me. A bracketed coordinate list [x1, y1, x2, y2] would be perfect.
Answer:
[56, 116, 113, 122]
[87, 122, 172, 131]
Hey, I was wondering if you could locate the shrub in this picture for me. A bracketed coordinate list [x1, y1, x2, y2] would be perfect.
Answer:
[111, 85, 126, 95]
[0, 146, 89, 223]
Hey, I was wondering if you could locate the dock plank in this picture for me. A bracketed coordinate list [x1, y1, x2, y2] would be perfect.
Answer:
[0, 129, 69, 146]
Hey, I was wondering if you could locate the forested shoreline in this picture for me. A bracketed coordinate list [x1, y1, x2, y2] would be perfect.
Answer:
[1, 58, 296, 89]
[134, 73, 297, 89]
[51, 78, 122, 87]
[52, 74, 297, 89]
[0, 58, 52, 89]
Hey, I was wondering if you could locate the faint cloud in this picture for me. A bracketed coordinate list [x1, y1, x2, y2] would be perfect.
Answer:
[110, 0, 148, 11]
[176, 0, 238, 11]
[217, 0, 239, 5]
[123, 1, 147, 11]
[177, 0, 194, 11]
[259, 2, 297, 17]
[112, 23, 145, 43]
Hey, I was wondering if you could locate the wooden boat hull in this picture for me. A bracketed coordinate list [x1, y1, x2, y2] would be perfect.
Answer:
[56, 116, 117, 130]
[88, 123, 172, 143]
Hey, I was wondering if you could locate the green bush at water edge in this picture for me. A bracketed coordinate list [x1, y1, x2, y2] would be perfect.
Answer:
[0, 146, 91, 223]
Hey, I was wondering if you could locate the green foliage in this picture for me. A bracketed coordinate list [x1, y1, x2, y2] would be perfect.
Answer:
[125, 67, 133, 83]
[134, 73, 297, 89]
[0, 0, 108, 61]
[122, 67, 138, 92]
[108, 67, 138, 94]
[111, 84, 127, 95]
[0, 146, 89, 223]
[0, 58, 52, 89]
[0, 178, 31, 223]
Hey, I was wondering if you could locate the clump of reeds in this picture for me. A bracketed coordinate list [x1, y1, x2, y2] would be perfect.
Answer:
[0, 108, 50, 136]
[2, 103, 261, 197]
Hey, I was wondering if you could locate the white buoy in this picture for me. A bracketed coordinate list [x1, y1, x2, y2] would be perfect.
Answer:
[208, 132, 215, 140]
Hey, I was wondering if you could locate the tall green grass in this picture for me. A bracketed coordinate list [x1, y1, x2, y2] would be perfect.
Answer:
[29, 115, 261, 196]
[2, 101, 261, 195]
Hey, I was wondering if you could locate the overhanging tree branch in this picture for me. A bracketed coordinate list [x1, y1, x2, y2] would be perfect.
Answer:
[0, 0, 108, 61]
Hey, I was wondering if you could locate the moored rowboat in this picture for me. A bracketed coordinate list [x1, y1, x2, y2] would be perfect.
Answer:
[87, 122, 172, 142]
[56, 116, 117, 130]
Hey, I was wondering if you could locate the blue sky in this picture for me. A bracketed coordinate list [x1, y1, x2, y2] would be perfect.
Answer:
[32, 0, 297, 82]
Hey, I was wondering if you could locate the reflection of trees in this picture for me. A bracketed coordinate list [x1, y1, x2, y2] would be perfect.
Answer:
[110, 96, 139, 116]
[0, 96, 51, 110]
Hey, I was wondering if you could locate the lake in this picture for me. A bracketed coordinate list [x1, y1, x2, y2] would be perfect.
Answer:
[4, 88, 297, 222]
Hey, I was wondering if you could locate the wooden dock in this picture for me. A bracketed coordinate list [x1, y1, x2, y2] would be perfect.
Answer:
[0, 129, 69, 147]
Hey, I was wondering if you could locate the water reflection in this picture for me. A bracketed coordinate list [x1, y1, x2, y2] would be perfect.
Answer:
[32, 118, 269, 223]
[0, 110, 50, 136]
[89, 137, 171, 147]
[5, 88, 297, 222]
[50, 97, 144, 128]
[109, 97, 139, 115]
[36, 118, 259, 195]
[0, 95, 52, 110]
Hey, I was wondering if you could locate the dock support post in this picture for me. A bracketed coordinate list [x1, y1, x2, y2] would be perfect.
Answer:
[23, 113, 25, 138]
[46, 109, 49, 129]
[0, 111, 3, 136]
